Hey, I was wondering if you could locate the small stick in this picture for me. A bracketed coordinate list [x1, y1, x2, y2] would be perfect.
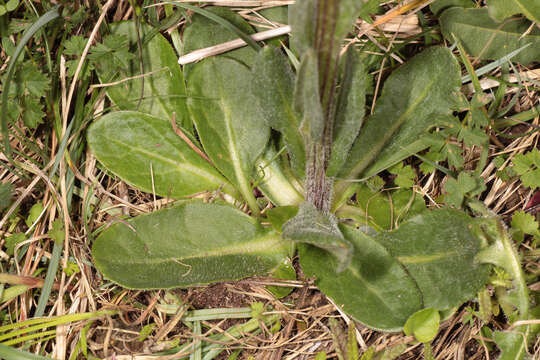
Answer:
[170, 113, 213, 164]
[177, 25, 291, 65]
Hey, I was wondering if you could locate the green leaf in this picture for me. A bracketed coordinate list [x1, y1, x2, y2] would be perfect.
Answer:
[283, 201, 353, 271]
[353, 187, 426, 231]
[63, 35, 87, 56]
[294, 49, 324, 143]
[403, 308, 440, 343]
[493, 331, 529, 360]
[376, 209, 490, 310]
[255, 144, 303, 207]
[486, 0, 521, 21]
[430, 0, 475, 16]
[327, 48, 367, 177]
[300, 224, 422, 331]
[512, 210, 539, 235]
[290, 0, 364, 138]
[347, 323, 359, 360]
[5, 233, 26, 256]
[21, 96, 45, 129]
[372, 344, 407, 360]
[440, 8, 540, 65]
[487, 0, 540, 24]
[0, 343, 54, 360]
[288, 0, 317, 57]
[92, 202, 291, 289]
[512, 149, 540, 189]
[338, 47, 461, 184]
[25, 202, 43, 227]
[265, 206, 298, 233]
[17, 62, 50, 97]
[95, 21, 190, 128]
[511, 210, 540, 241]
[171, 3, 259, 52]
[252, 47, 305, 179]
[266, 257, 296, 298]
[63, 260, 80, 276]
[187, 56, 269, 211]
[87, 111, 234, 198]
[182, 7, 257, 74]
[512, 0, 540, 23]
[388, 163, 415, 188]
[0, 182, 13, 211]
[49, 219, 65, 244]
[443, 172, 486, 208]
[137, 323, 156, 342]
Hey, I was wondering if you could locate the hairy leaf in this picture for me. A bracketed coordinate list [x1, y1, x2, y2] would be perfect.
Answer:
[87, 111, 234, 198]
[327, 48, 366, 177]
[486, 0, 521, 21]
[487, 0, 540, 24]
[252, 47, 306, 179]
[283, 201, 352, 271]
[377, 209, 490, 310]
[338, 47, 461, 183]
[95, 22, 189, 127]
[294, 49, 324, 143]
[430, 0, 475, 15]
[92, 202, 291, 289]
[187, 56, 269, 209]
[182, 7, 256, 74]
[440, 8, 540, 64]
[299, 224, 422, 331]
[288, 0, 317, 58]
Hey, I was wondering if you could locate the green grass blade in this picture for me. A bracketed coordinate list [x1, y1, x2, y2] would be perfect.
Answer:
[0, 310, 117, 335]
[1, 329, 56, 346]
[461, 43, 531, 84]
[0, 5, 61, 162]
[33, 238, 63, 317]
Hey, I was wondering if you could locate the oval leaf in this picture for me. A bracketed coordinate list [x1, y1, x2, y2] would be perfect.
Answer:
[95, 21, 190, 128]
[87, 111, 234, 198]
[299, 225, 422, 331]
[430, 0, 475, 16]
[403, 308, 440, 343]
[182, 7, 257, 75]
[338, 46, 461, 183]
[376, 209, 490, 310]
[440, 8, 540, 65]
[327, 48, 367, 177]
[187, 56, 269, 208]
[487, 0, 540, 24]
[252, 46, 306, 179]
[92, 202, 291, 289]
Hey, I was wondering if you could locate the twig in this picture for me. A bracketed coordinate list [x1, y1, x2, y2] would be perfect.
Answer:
[170, 113, 213, 164]
[177, 25, 291, 65]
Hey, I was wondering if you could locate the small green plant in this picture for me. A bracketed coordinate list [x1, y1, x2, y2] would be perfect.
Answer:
[86, 0, 532, 340]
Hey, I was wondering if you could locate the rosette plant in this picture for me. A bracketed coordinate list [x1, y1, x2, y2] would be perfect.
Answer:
[88, 1, 524, 332]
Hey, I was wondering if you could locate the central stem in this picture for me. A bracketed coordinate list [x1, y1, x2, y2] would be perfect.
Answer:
[304, 0, 340, 213]
[305, 142, 333, 212]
